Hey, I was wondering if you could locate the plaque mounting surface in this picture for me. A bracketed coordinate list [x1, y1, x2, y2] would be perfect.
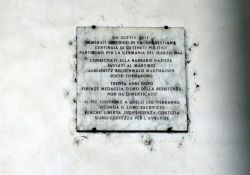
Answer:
[76, 27, 187, 132]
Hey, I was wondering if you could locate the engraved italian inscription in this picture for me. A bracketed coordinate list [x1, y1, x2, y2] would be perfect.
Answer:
[76, 27, 187, 131]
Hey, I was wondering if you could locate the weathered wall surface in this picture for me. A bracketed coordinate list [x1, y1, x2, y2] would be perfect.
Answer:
[0, 0, 249, 175]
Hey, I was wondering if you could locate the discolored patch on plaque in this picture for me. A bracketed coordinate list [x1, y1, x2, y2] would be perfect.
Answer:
[76, 27, 188, 132]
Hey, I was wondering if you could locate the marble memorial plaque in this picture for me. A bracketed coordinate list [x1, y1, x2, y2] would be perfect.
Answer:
[76, 27, 187, 131]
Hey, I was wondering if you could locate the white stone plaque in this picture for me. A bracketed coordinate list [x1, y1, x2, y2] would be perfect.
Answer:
[76, 27, 187, 132]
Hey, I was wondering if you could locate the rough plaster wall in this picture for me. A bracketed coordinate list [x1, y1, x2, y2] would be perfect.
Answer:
[0, 0, 249, 175]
